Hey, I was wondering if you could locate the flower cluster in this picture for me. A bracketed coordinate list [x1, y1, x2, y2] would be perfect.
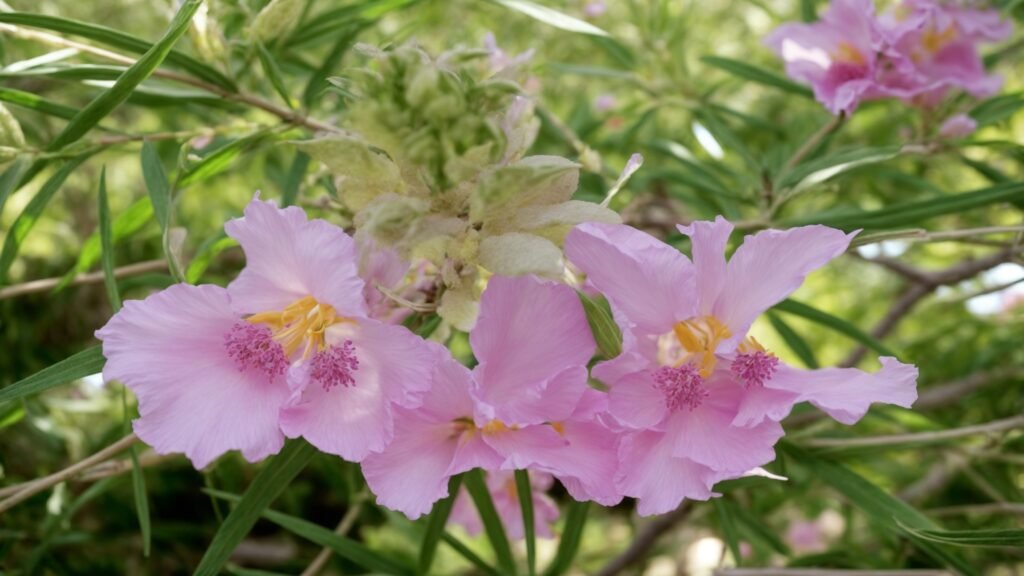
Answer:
[766, 0, 1011, 115]
[295, 43, 620, 331]
[97, 197, 918, 521]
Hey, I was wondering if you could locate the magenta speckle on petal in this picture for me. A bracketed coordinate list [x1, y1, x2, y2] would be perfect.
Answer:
[224, 321, 288, 379]
[732, 351, 780, 388]
[311, 340, 360, 391]
[654, 365, 707, 411]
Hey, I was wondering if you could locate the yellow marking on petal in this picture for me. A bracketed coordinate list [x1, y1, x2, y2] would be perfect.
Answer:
[551, 422, 566, 436]
[504, 478, 518, 500]
[833, 42, 867, 65]
[248, 295, 354, 358]
[672, 315, 731, 377]
[737, 335, 768, 354]
[482, 420, 517, 435]
[922, 25, 957, 54]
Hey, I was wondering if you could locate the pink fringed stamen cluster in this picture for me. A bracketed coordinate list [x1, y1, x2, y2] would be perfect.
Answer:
[224, 321, 288, 378]
[653, 364, 708, 412]
[311, 340, 360, 391]
[732, 351, 780, 388]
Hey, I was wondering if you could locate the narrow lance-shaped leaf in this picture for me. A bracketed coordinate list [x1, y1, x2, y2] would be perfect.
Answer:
[766, 311, 819, 369]
[0, 346, 105, 404]
[56, 197, 156, 292]
[255, 42, 293, 108]
[0, 155, 90, 283]
[0, 155, 30, 215]
[542, 501, 589, 576]
[515, 469, 537, 576]
[281, 151, 310, 207]
[193, 439, 318, 576]
[141, 142, 184, 282]
[47, 0, 203, 151]
[206, 488, 414, 575]
[464, 468, 517, 576]
[713, 499, 743, 567]
[418, 475, 463, 576]
[702, 55, 814, 98]
[98, 167, 121, 311]
[491, 0, 610, 36]
[773, 299, 895, 357]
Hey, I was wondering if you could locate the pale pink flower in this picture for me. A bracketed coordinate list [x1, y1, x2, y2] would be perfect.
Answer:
[565, 220, 918, 515]
[363, 275, 621, 519]
[938, 113, 977, 139]
[448, 470, 560, 539]
[97, 198, 434, 467]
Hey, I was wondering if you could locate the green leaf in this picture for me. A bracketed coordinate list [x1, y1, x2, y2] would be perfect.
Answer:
[441, 533, 502, 576]
[98, 167, 121, 311]
[179, 131, 269, 187]
[785, 445, 979, 575]
[766, 311, 819, 369]
[255, 42, 293, 108]
[578, 292, 622, 360]
[542, 500, 589, 576]
[206, 489, 414, 575]
[713, 499, 743, 566]
[121, 388, 152, 558]
[193, 440, 317, 576]
[464, 469, 517, 576]
[0, 346, 105, 404]
[302, 22, 368, 107]
[186, 234, 238, 284]
[46, 0, 203, 151]
[0, 87, 79, 120]
[490, 0, 610, 36]
[899, 523, 1024, 548]
[140, 141, 183, 282]
[0, 155, 30, 215]
[969, 93, 1024, 127]
[786, 181, 1024, 230]
[418, 475, 462, 576]
[0, 155, 90, 283]
[0, 12, 235, 91]
[281, 151, 310, 207]
[515, 470, 536, 576]
[58, 196, 155, 291]
[701, 56, 814, 98]
[774, 299, 895, 357]
[776, 145, 901, 192]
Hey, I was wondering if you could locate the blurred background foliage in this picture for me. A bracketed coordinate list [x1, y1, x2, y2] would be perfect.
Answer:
[0, 0, 1022, 574]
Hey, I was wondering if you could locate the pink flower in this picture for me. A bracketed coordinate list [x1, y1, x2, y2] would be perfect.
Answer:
[449, 470, 560, 539]
[97, 198, 434, 468]
[565, 219, 918, 515]
[363, 275, 622, 519]
[938, 113, 977, 139]
[765, 0, 907, 114]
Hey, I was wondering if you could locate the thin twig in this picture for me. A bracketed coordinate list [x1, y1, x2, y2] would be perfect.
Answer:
[927, 502, 1024, 517]
[0, 260, 167, 299]
[804, 414, 1024, 449]
[0, 433, 139, 514]
[299, 493, 368, 576]
[852, 225, 1024, 247]
[0, 449, 174, 498]
[594, 503, 692, 576]
[782, 113, 845, 172]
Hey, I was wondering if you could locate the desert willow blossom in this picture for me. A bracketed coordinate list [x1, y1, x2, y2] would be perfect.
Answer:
[565, 219, 918, 515]
[97, 198, 435, 467]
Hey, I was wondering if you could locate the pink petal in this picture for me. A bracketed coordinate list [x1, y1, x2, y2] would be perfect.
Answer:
[615, 431, 718, 516]
[565, 222, 697, 335]
[716, 226, 855, 343]
[471, 276, 594, 426]
[607, 370, 669, 430]
[766, 357, 918, 424]
[417, 343, 478, 422]
[278, 319, 433, 460]
[732, 383, 802, 427]
[361, 412, 459, 519]
[474, 366, 589, 428]
[225, 197, 367, 317]
[666, 381, 785, 473]
[677, 216, 733, 316]
[96, 284, 288, 469]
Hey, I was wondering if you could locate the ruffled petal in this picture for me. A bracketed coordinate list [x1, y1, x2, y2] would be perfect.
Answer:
[677, 217, 733, 316]
[278, 318, 432, 460]
[732, 383, 802, 427]
[607, 370, 669, 430]
[766, 357, 918, 425]
[225, 197, 367, 317]
[474, 366, 588, 428]
[666, 381, 785, 474]
[96, 284, 288, 469]
[361, 412, 459, 519]
[565, 222, 697, 335]
[716, 225, 855, 342]
[615, 431, 718, 516]
[471, 276, 594, 425]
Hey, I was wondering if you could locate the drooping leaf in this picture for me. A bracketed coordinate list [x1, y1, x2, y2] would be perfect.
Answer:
[899, 523, 1024, 548]
[774, 299, 895, 357]
[98, 167, 121, 311]
[542, 500, 589, 576]
[515, 469, 537, 576]
[702, 56, 814, 98]
[491, 0, 610, 36]
[418, 475, 462, 576]
[463, 469, 517, 576]
[281, 151, 310, 207]
[766, 311, 819, 369]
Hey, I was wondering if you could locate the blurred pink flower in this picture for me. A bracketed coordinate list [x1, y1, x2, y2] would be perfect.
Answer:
[594, 94, 617, 112]
[97, 198, 434, 468]
[938, 113, 977, 139]
[787, 519, 828, 553]
[449, 470, 560, 539]
[565, 220, 918, 515]
[363, 275, 622, 519]
[583, 1, 607, 19]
